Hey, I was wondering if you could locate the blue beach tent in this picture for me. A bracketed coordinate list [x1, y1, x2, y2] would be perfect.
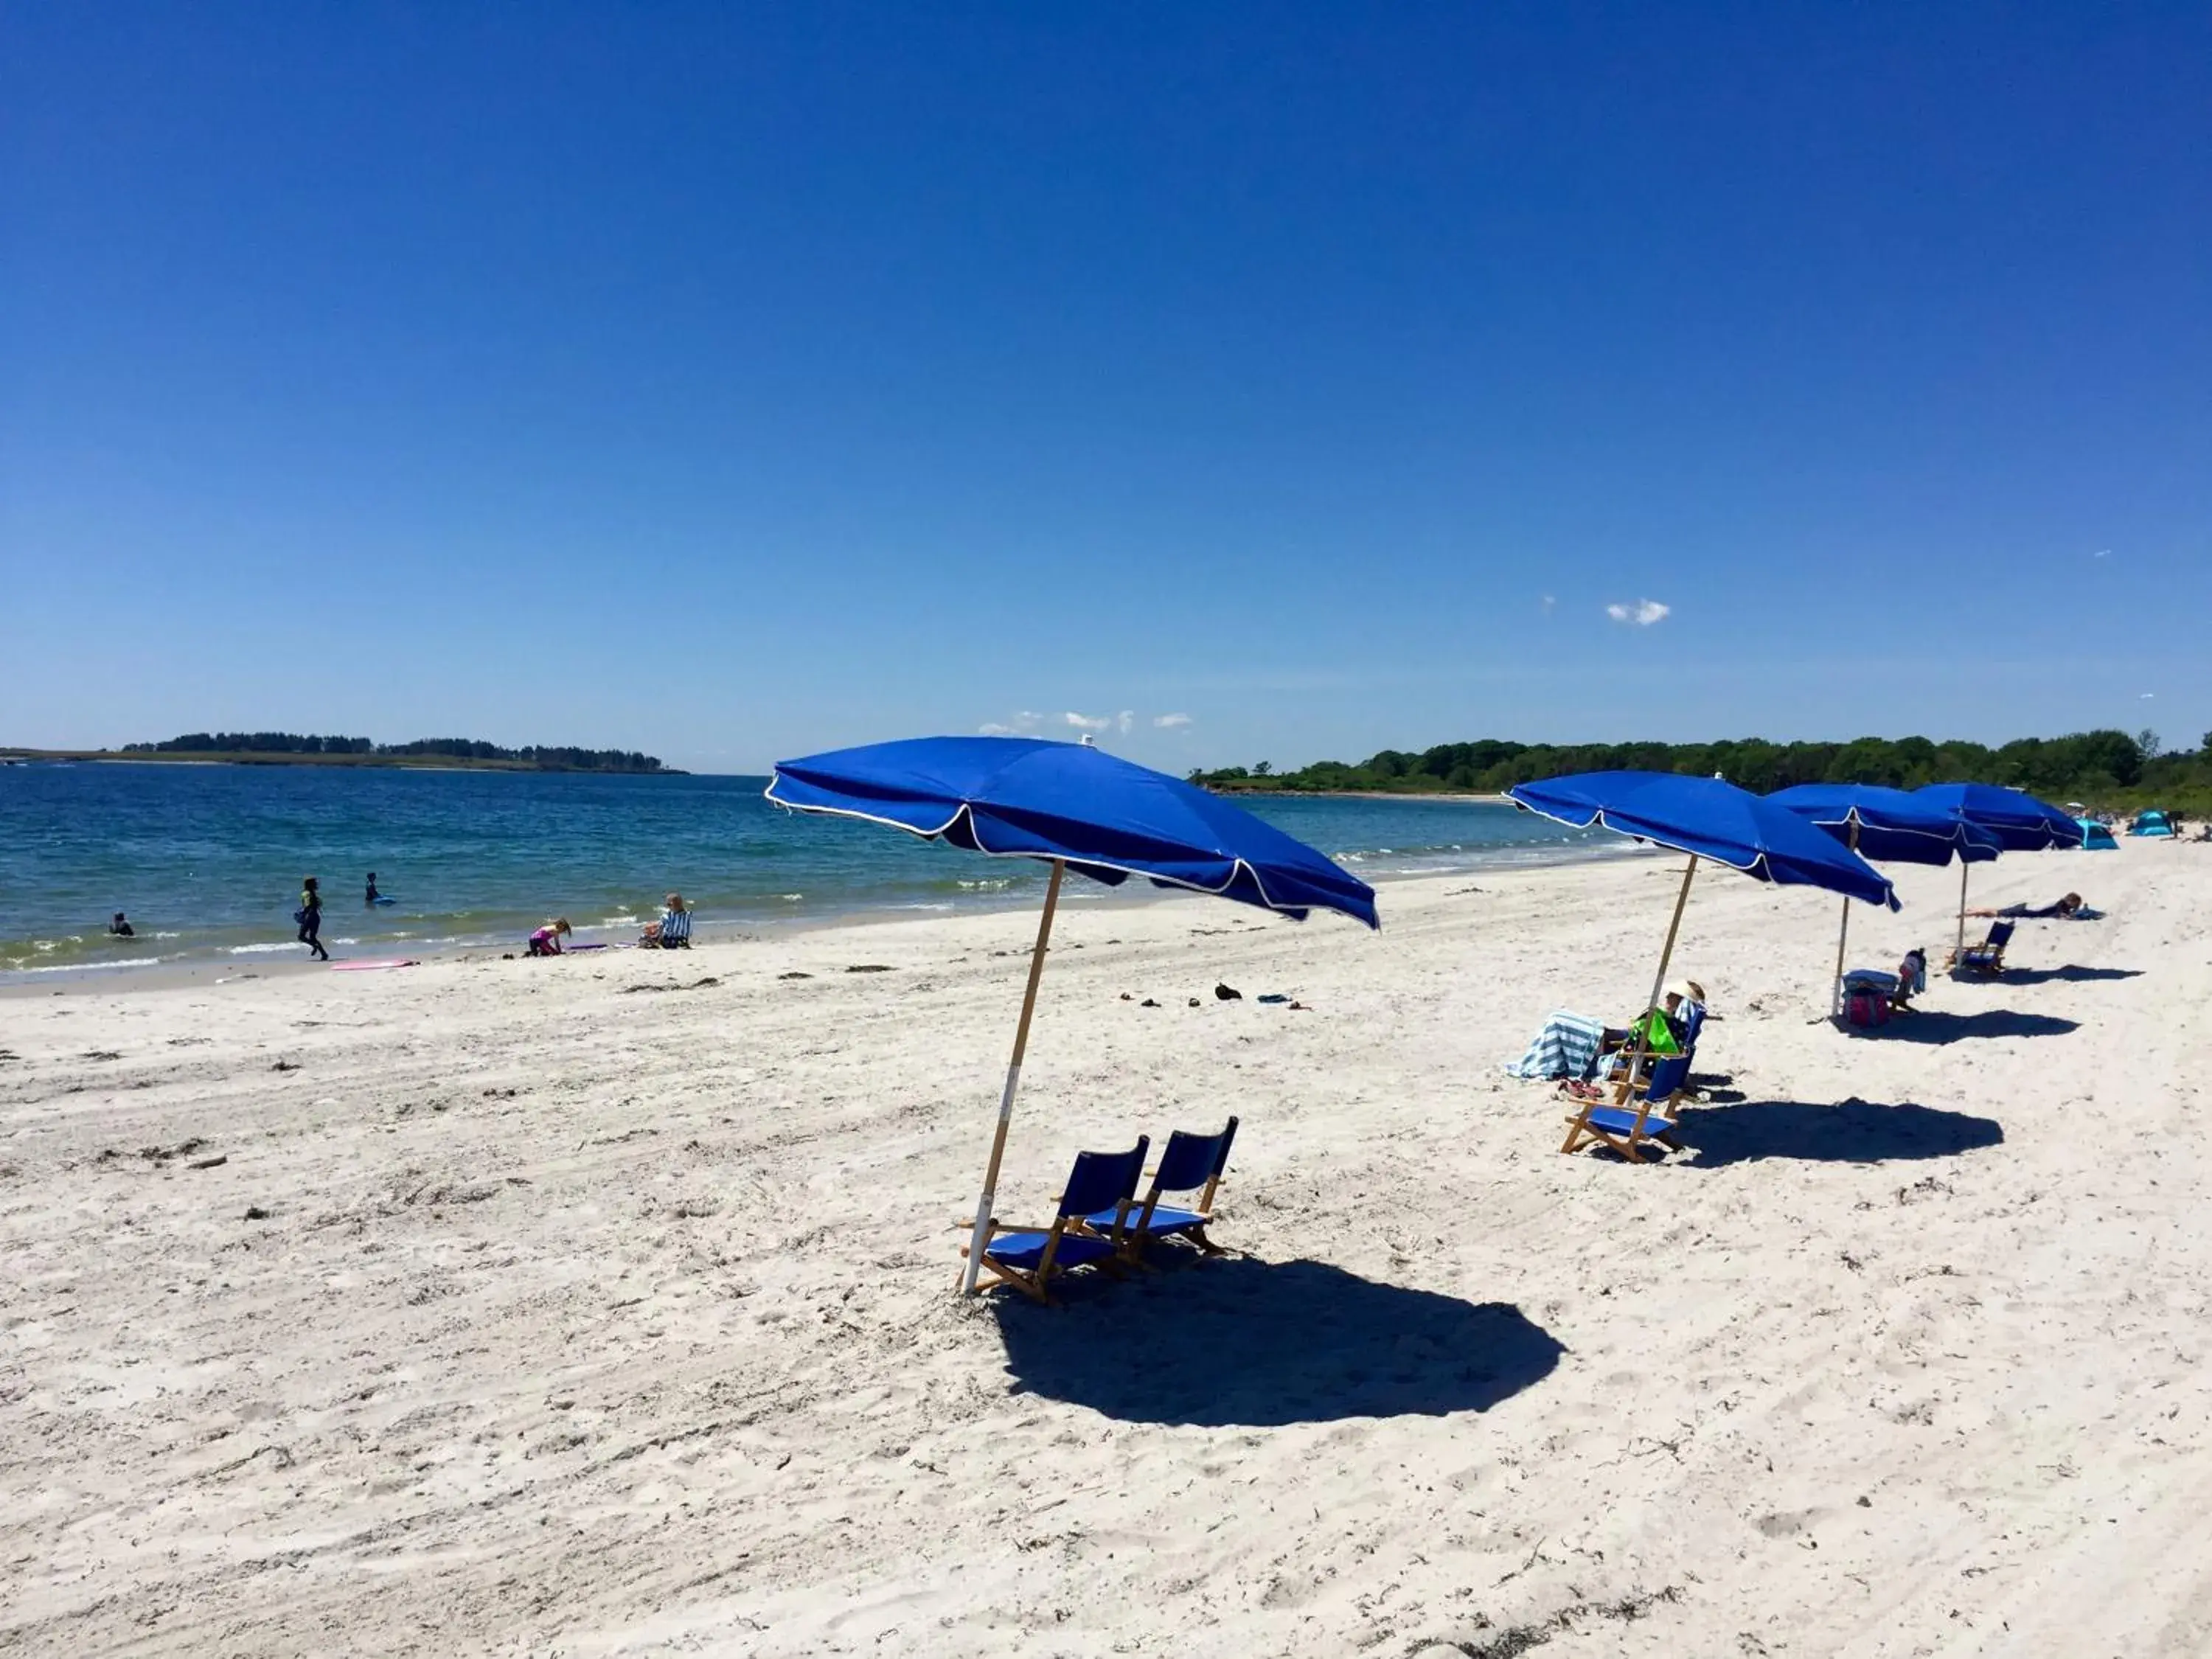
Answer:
[2128, 810, 2173, 838]
[766, 735, 1376, 1293]
[2079, 819, 2118, 850]
[1509, 771, 1894, 1053]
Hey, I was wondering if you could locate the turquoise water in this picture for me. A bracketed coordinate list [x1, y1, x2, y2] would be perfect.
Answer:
[0, 762, 1601, 976]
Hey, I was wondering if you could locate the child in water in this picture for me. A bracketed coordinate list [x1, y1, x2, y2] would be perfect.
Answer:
[526, 918, 572, 956]
[297, 877, 329, 961]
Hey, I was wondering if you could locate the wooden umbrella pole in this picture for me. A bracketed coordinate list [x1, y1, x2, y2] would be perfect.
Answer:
[1831, 820, 1858, 1018]
[1956, 859, 1969, 956]
[961, 859, 1065, 1297]
[1623, 854, 1699, 1083]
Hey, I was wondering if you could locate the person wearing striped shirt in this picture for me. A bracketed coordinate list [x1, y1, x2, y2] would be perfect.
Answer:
[641, 894, 692, 949]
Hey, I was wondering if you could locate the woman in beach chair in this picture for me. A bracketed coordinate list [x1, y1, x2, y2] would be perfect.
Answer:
[640, 894, 692, 948]
[963, 1139, 1149, 1303]
[526, 917, 572, 956]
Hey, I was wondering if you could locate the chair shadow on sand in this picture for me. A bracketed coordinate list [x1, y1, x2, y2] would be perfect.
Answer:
[1994, 964, 2143, 986]
[1865, 1009, 2079, 1044]
[993, 1257, 1563, 1427]
[1667, 1098, 2003, 1167]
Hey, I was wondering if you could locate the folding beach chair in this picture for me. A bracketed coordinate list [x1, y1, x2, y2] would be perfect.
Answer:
[1562, 1054, 1694, 1162]
[962, 1138, 1148, 1304]
[1954, 919, 2014, 975]
[1085, 1117, 1238, 1260]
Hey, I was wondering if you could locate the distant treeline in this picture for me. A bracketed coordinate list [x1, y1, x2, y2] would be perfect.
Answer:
[122, 733, 668, 773]
[1194, 728, 2212, 810]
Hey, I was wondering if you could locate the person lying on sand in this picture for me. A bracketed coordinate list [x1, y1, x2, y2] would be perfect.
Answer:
[526, 917, 572, 956]
[1968, 892, 2084, 919]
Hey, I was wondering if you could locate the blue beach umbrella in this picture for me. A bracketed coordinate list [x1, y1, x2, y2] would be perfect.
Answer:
[1508, 771, 1895, 1050]
[1910, 782, 2087, 952]
[767, 736, 1377, 1294]
[1768, 783, 2003, 1012]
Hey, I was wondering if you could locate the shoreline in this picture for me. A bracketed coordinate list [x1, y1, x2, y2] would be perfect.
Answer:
[1, 837, 1649, 998]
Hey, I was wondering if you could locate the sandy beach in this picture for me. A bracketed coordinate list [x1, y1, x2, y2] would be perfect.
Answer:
[4, 841, 2209, 1656]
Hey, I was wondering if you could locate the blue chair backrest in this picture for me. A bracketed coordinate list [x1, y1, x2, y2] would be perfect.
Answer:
[1059, 1138, 1149, 1219]
[1986, 920, 2014, 949]
[1678, 1001, 1707, 1053]
[1153, 1116, 1238, 1192]
[1641, 1055, 1692, 1101]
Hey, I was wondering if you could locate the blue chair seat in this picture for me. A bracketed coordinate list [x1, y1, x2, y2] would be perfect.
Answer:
[1582, 1105, 1675, 1138]
[1086, 1203, 1206, 1237]
[986, 1229, 1116, 1273]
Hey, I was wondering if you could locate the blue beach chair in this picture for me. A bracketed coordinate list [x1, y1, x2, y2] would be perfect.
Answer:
[1955, 919, 2014, 975]
[964, 1138, 1148, 1303]
[1086, 1117, 1238, 1260]
[1562, 1054, 1693, 1162]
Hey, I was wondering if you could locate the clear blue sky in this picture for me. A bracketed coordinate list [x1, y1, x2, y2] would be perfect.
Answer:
[4, 4, 2207, 773]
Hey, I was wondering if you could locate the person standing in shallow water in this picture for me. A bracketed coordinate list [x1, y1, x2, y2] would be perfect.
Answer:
[296, 876, 329, 961]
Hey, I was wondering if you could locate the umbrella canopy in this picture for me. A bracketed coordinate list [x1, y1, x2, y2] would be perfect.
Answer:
[768, 735, 1379, 928]
[768, 736, 1376, 1293]
[1509, 771, 1896, 908]
[1766, 782, 1998, 1016]
[1767, 783, 2003, 867]
[1911, 783, 2086, 953]
[1910, 782, 2086, 852]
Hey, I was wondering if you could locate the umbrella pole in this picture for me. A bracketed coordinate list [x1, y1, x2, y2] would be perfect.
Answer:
[961, 858, 1065, 1297]
[1831, 821, 1858, 1018]
[1619, 855, 1699, 1087]
[1645, 854, 1699, 1016]
[1956, 860, 1969, 957]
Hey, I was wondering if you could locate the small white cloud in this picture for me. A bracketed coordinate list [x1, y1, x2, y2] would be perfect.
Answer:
[2094, 549, 2112, 558]
[1606, 599, 1671, 626]
[1064, 712, 1112, 732]
[978, 722, 1015, 735]
[1153, 712, 1193, 729]
[1116, 709, 1134, 734]
[1540, 594, 1557, 613]
[2140, 692, 2156, 700]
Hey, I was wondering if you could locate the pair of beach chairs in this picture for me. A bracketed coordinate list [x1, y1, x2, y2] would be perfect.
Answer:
[964, 1118, 1238, 1303]
[1559, 1002, 1705, 1163]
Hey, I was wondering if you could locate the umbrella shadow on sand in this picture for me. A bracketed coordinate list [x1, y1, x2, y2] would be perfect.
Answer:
[994, 1257, 1562, 1427]
[1994, 965, 2142, 986]
[1669, 1098, 2003, 1167]
[1864, 1009, 2079, 1043]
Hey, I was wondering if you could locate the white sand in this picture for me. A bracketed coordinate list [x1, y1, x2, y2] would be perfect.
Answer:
[4, 842, 2211, 1656]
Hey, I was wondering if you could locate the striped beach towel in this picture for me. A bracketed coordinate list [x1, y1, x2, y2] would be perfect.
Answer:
[1504, 1010, 1607, 1081]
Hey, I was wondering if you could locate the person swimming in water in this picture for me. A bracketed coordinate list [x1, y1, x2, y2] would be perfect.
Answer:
[108, 911, 134, 938]
[365, 872, 380, 904]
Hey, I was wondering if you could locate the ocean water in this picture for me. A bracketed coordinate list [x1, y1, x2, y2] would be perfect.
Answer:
[0, 762, 1604, 976]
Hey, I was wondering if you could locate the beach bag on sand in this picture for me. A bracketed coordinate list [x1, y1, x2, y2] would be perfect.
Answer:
[1845, 990, 1891, 1029]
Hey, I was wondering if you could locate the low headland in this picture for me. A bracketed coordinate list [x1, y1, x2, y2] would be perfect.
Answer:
[2, 731, 675, 773]
[1190, 727, 2211, 815]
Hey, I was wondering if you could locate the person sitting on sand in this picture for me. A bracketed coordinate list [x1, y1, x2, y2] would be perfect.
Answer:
[1601, 980, 1705, 1058]
[107, 911, 134, 938]
[1968, 892, 2084, 919]
[526, 917, 572, 956]
[639, 894, 690, 948]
